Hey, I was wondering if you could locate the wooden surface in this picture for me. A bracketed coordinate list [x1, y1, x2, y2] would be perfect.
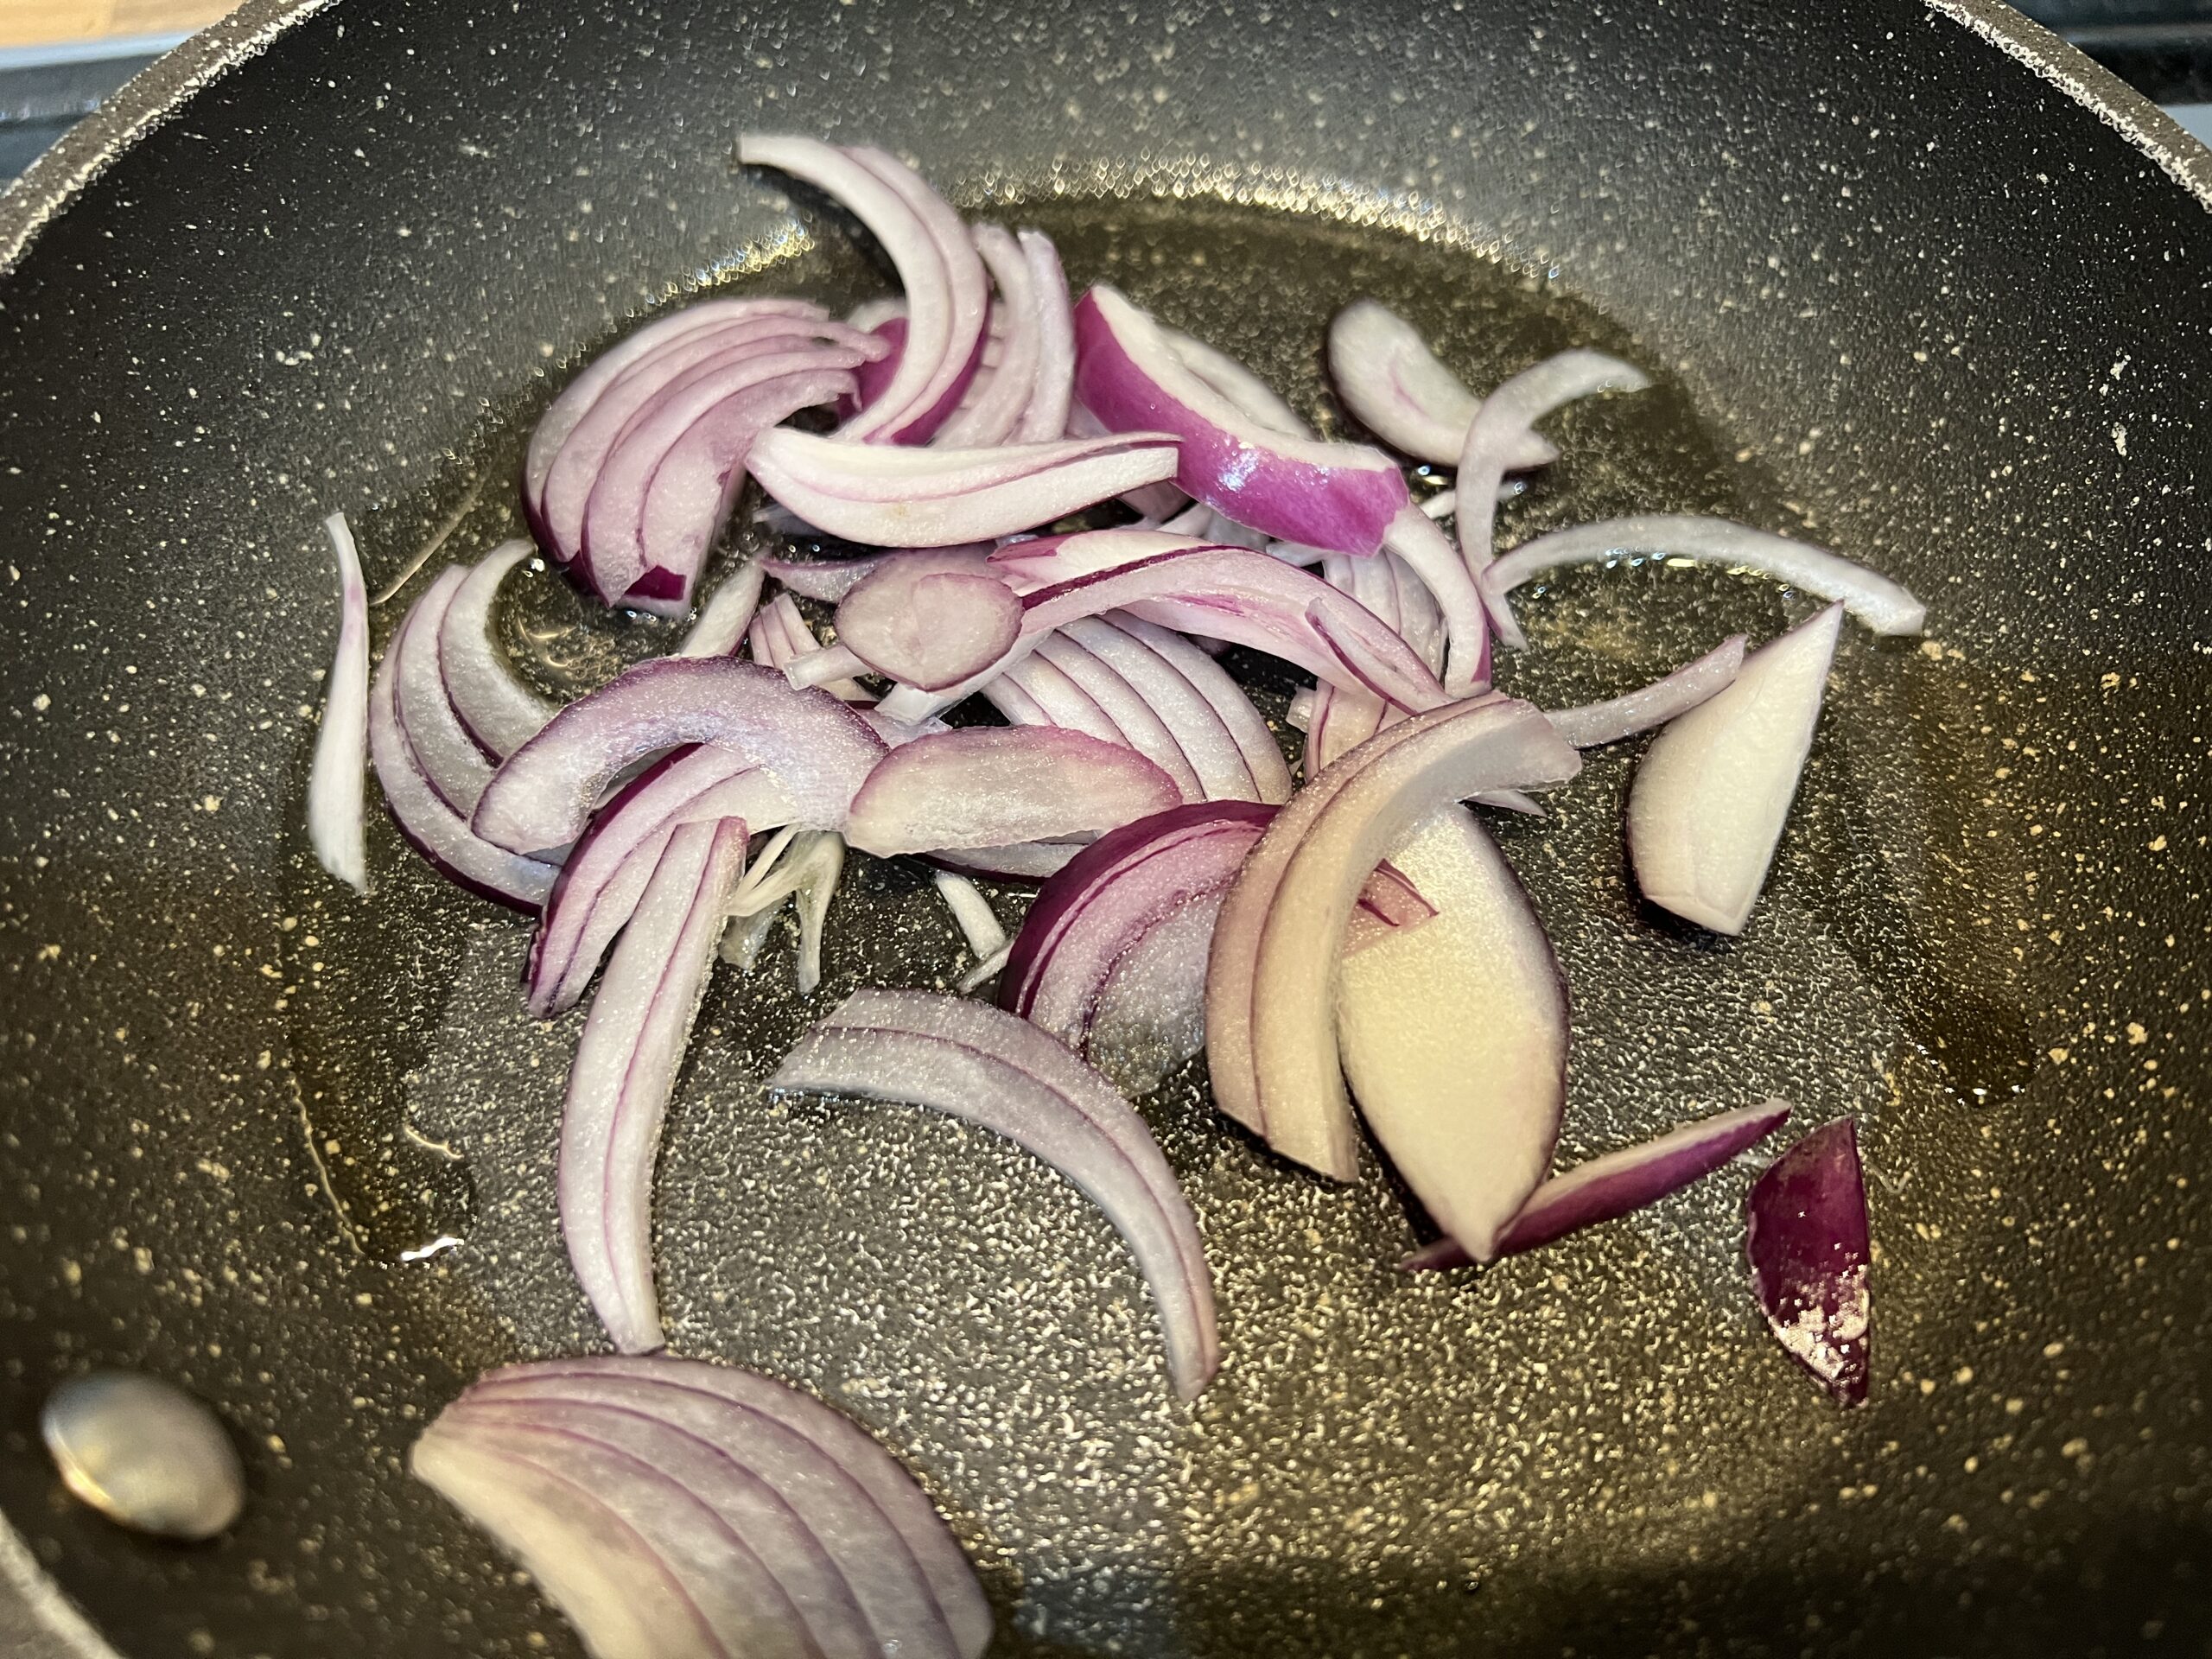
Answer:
[2, 1, 239, 50]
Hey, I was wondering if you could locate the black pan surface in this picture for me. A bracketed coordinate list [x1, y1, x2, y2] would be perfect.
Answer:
[1, 2, 2208, 1653]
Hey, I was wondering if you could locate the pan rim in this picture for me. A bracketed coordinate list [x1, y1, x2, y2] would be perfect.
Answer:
[0, 0, 2207, 281]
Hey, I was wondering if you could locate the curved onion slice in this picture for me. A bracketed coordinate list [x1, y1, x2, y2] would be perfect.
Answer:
[1161, 327, 1307, 436]
[1627, 604, 1841, 934]
[1001, 803, 1429, 1096]
[1325, 300, 1557, 471]
[308, 511, 370, 892]
[530, 749, 803, 1017]
[750, 594, 868, 702]
[934, 226, 1040, 448]
[1110, 613, 1293, 805]
[760, 553, 887, 602]
[1455, 350, 1652, 606]
[1482, 514, 1929, 648]
[583, 358, 863, 612]
[1402, 1098, 1793, 1268]
[1068, 399, 1188, 521]
[740, 137, 985, 447]
[562, 817, 749, 1354]
[474, 659, 886, 857]
[768, 989, 1219, 1398]
[1336, 806, 1566, 1256]
[1745, 1116, 1872, 1404]
[1303, 551, 1401, 775]
[1058, 615, 1265, 804]
[540, 314, 861, 570]
[415, 1355, 990, 1659]
[835, 550, 1021, 690]
[1544, 635, 1747, 748]
[842, 728, 1179, 858]
[439, 539, 561, 759]
[391, 567, 496, 814]
[932, 869, 1007, 965]
[1014, 231, 1075, 442]
[1210, 697, 1580, 1181]
[1073, 285, 1408, 554]
[525, 298, 826, 537]
[1379, 505, 1491, 696]
[367, 645, 557, 910]
[1033, 632, 1203, 801]
[675, 563, 766, 658]
[982, 651, 1125, 746]
[746, 426, 1179, 549]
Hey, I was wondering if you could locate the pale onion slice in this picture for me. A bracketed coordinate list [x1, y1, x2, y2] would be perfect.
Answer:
[389, 567, 493, 814]
[1626, 603, 1842, 934]
[1013, 231, 1076, 442]
[307, 510, 370, 891]
[1325, 299, 1558, 470]
[674, 562, 766, 658]
[438, 538, 561, 760]
[1543, 634, 1748, 748]
[842, 728, 1180, 858]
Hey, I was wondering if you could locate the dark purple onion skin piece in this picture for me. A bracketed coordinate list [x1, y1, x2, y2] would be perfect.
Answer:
[1745, 1116, 1872, 1405]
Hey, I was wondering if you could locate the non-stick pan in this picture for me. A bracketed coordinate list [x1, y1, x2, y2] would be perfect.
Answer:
[2, 1, 2208, 1653]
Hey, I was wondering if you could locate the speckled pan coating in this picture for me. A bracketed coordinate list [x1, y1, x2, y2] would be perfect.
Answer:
[1, 2, 2209, 1655]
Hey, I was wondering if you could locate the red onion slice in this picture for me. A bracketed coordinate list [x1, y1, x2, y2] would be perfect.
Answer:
[367, 644, 558, 910]
[540, 313, 861, 567]
[1455, 350, 1652, 607]
[934, 226, 1040, 448]
[585, 358, 864, 612]
[982, 651, 1127, 746]
[1343, 859, 1435, 950]
[1745, 1116, 1872, 1404]
[834, 550, 1021, 691]
[1160, 326, 1308, 436]
[842, 728, 1180, 857]
[391, 567, 498, 815]
[769, 990, 1219, 1398]
[416, 1356, 988, 1659]
[1543, 634, 1748, 747]
[438, 539, 560, 760]
[675, 563, 766, 658]
[1013, 231, 1075, 442]
[525, 299, 826, 538]
[1211, 697, 1580, 1181]
[932, 870, 1008, 968]
[739, 137, 981, 447]
[1336, 805, 1566, 1255]
[1058, 616, 1263, 804]
[1325, 299, 1558, 471]
[473, 659, 886, 857]
[1302, 551, 1400, 776]
[1482, 514, 1929, 649]
[562, 817, 749, 1354]
[308, 511, 370, 892]
[843, 146, 991, 444]
[759, 553, 887, 603]
[1073, 285, 1408, 554]
[745, 426, 1179, 549]
[750, 594, 869, 702]
[1033, 632, 1204, 801]
[1379, 505, 1491, 696]
[530, 750, 802, 1017]
[1109, 613, 1292, 805]
[1627, 604, 1841, 934]
[1067, 398, 1189, 520]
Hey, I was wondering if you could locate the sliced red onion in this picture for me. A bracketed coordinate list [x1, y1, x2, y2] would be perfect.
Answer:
[955, 942, 1014, 995]
[790, 832, 846, 995]
[750, 594, 869, 702]
[530, 749, 803, 1017]
[416, 1355, 990, 1659]
[1745, 1116, 1872, 1404]
[367, 643, 558, 910]
[391, 567, 497, 815]
[1067, 399, 1188, 520]
[721, 827, 847, 991]
[1544, 635, 1747, 748]
[1628, 604, 1841, 934]
[439, 539, 561, 760]
[474, 658, 884, 856]
[739, 137, 982, 447]
[843, 727, 1179, 858]
[1379, 505, 1491, 696]
[1032, 632, 1204, 802]
[833, 550, 1021, 691]
[934, 226, 1040, 449]
[1483, 514, 1929, 650]
[747, 426, 1179, 550]
[1335, 805, 1565, 1253]
[1325, 299, 1557, 470]
[525, 298, 826, 538]
[675, 563, 766, 658]
[912, 536, 1446, 721]
[1001, 802, 1425, 1096]
[759, 553, 887, 602]
[769, 989, 1218, 1397]
[1109, 613, 1292, 805]
[1284, 687, 1315, 732]
[1074, 285, 1408, 554]
[539, 313, 863, 570]
[932, 869, 1007, 964]
[308, 511, 370, 892]
[982, 652, 1126, 746]
[1209, 697, 1579, 1181]
[926, 840, 1090, 880]
[1302, 551, 1397, 776]
[1160, 327, 1307, 436]
[1342, 857, 1435, 950]
[562, 817, 749, 1353]
[584, 356, 864, 613]
[1013, 232, 1075, 442]
[1455, 350, 1652, 611]
[1058, 616, 1266, 804]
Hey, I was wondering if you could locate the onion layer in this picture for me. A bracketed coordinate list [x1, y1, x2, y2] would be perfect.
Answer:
[308, 511, 370, 892]
[439, 540, 561, 760]
[1745, 1116, 1872, 1404]
[1325, 299, 1557, 471]
[1543, 635, 1747, 748]
[843, 727, 1180, 858]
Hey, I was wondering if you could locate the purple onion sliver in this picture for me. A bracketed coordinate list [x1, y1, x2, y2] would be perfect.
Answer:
[1543, 635, 1748, 748]
[1745, 1116, 1872, 1404]
[439, 538, 560, 760]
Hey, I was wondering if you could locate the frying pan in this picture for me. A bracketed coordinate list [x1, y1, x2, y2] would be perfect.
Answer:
[2, 1, 2209, 1653]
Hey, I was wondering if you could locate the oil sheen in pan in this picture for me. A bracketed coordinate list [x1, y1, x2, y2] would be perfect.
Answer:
[280, 194, 2037, 1655]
